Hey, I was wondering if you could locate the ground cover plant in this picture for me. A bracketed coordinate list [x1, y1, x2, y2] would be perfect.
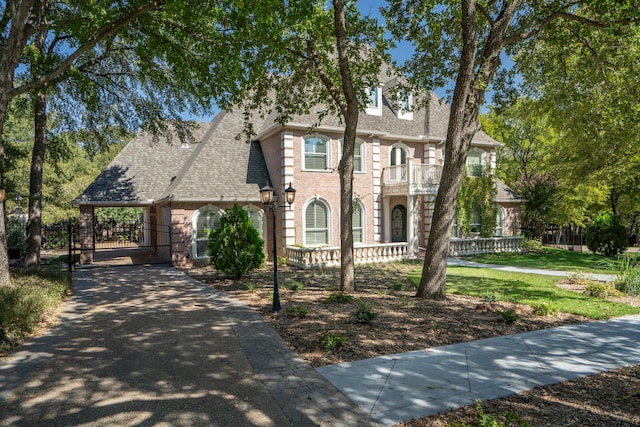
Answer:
[0, 268, 71, 354]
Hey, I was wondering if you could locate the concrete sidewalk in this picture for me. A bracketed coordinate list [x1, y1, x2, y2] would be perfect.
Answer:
[318, 314, 640, 426]
[447, 257, 617, 282]
[0, 265, 373, 427]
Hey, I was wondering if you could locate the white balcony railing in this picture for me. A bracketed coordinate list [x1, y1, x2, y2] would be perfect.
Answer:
[383, 164, 442, 194]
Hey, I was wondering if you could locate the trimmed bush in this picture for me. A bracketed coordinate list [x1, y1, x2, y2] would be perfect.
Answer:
[585, 212, 628, 257]
[209, 204, 265, 279]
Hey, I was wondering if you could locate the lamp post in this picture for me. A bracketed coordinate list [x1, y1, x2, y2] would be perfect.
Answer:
[260, 182, 296, 312]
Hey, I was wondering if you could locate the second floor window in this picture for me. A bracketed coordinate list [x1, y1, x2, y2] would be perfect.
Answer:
[339, 139, 365, 172]
[467, 149, 484, 176]
[304, 135, 329, 170]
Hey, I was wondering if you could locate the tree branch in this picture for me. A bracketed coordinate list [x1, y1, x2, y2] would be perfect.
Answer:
[9, 0, 164, 98]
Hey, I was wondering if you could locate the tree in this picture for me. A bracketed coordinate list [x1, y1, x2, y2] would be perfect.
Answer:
[209, 204, 265, 279]
[586, 211, 628, 257]
[0, 0, 297, 282]
[233, 0, 388, 292]
[384, 0, 640, 299]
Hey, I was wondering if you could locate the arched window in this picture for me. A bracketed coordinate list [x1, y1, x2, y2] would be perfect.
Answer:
[390, 145, 407, 166]
[352, 201, 365, 244]
[192, 205, 223, 259]
[304, 199, 330, 246]
[303, 134, 330, 171]
[243, 205, 266, 242]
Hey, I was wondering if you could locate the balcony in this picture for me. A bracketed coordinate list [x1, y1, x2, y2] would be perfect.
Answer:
[383, 163, 442, 196]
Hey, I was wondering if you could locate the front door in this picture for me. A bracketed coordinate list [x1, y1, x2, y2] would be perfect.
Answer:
[391, 205, 407, 242]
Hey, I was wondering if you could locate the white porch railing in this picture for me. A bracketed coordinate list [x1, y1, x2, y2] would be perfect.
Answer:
[449, 236, 524, 256]
[285, 237, 523, 269]
[286, 243, 409, 269]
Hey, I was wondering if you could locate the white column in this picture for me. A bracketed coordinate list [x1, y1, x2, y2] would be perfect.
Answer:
[372, 138, 382, 242]
[282, 132, 296, 246]
[383, 196, 390, 243]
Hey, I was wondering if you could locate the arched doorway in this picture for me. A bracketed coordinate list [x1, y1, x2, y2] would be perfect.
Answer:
[391, 205, 407, 242]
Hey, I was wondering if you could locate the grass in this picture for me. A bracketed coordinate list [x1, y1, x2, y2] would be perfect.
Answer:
[408, 266, 640, 320]
[463, 246, 610, 273]
[1, 262, 72, 354]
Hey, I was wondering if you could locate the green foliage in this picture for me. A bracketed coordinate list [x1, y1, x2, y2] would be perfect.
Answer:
[474, 400, 530, 427]
[412, 266, 640, 320]
[208, 204, 265, 279]
[1, 271, 71, 351]
[495, 309, 519, 325]
[600, 254, 640, 296]
[324, 292, 354, 304]
[288, 281, 304, 291]
[586, 212, 628, 257]
[531, 301, 558, 316]
[457, 173, 497, 238]
[584, 282, 622, 299]
[286, 306, 309, 318]
[482, 292, 501, 303]
[315, 330, 353, 351]
[354, 302, 377, 325]
[513, 173, 559, 239]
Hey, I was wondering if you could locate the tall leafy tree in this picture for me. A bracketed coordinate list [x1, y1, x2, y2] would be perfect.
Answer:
[231, 0, 388, 292]
[0, 0, 289, 283]
[384, 1, 640, 299]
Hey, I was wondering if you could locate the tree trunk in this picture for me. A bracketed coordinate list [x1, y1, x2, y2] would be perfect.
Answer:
[24, 89, 46, 271]
[416, 0, 479, 299]
[333, 0, 357, 292]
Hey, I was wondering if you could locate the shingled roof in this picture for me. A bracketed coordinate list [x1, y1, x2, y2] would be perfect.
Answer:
[74, 82, 505, 206]
[72, 109, 271, 206]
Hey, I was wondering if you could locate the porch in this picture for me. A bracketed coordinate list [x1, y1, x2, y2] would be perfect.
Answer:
[285, 236, 523, 269]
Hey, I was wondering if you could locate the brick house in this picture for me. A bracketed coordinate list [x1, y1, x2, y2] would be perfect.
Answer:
[73, 86, 522, 267]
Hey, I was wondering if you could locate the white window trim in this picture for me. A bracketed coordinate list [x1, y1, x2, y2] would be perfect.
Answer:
[365, 86, 382, 116]
[302, 197, 332, 247]
[390, 91, 413, 120]
[338, 138, 366, 173]
[192, 204, 224, 259]
[389, 143, 410, 166]
[302, 134, 332, 172]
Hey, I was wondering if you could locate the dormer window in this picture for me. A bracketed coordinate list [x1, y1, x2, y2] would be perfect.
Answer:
[365, 86, 382, 116]
[396, 91, 413, 120]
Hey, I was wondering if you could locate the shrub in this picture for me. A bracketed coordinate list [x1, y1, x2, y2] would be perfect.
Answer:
[316, 330, 353, 351]
[324, 292, 354, 304]
[598, 254, 640, 295]
[209, 204, 265, 279]
[288, 281, 304, 291]
[388, 280, 407, 291]
[531, 301, 558, 316]
[584, 282, 609, 299]
[585, 212, 628, 257]
[354, 302, 377, 325]
[495, 309, 519, 325]
[286, 306, 309, 318]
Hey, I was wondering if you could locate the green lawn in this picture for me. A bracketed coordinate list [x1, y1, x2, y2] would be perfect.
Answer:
[462, 246, 610, 273]
[408, 266, 640, 320]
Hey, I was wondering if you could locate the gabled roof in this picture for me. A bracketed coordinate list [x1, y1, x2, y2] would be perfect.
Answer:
[257, 88, 500, 147]
[72, 110, 271, 206]
[74, 79, 503, 207]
